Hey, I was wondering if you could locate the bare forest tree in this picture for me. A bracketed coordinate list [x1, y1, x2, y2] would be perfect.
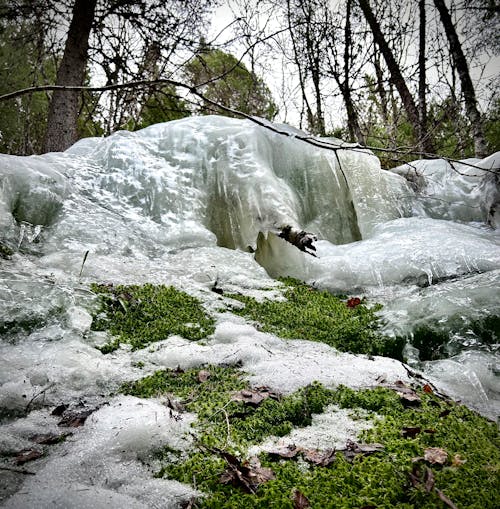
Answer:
[1, 0, 214, 153]
[44, 0, 97, 152]
[433, 0, 487, 157]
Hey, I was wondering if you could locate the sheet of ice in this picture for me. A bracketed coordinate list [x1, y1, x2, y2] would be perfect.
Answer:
[1, 396, 198, 509]
[390, 152, 500, 224]
[1, 115, 499, 505]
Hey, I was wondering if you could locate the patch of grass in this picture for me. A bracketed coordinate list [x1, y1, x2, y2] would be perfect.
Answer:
[90, 283, 215, 352]
[227, 277, 404, 359]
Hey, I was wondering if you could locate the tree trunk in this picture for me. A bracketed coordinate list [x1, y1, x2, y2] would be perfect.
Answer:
[43, 0, 97, 153]
[433, 0, 487, 157]
[343, 0, 363, 143]
[358, 0, 434, 153]
[418, 0, 428, 155]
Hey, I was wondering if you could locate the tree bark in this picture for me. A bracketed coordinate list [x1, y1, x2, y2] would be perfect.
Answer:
[358, 0, 433, 153]
[433, 0, 487, 157]
[343, 0, 363, 143]
[418, 0, 428, 155]
[43, 0, 97, 153]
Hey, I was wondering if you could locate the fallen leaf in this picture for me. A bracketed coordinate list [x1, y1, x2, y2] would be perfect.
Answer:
[424, 467, 435, 493]
[398, 391, 421, 407]
[180, 497, 196, 509]
[343, 440, 384, 461]
[219, 452, 275, 493]
[197, 370, 211, 383]
[451, 454, 466, 467]
[424, 447, 448, 465]
[423, 384, 433, 394]
[51, 403, 68, 416]
[32, 432, 70, 445]
[231, 387, 280, 406]
[346, 297, 361, 308]
[301, 448, 336, 467]
[423, 428, 437, 434]
[267, 444, 300, 460]
[401, 427, 421, 438]
[15, 449, 43, 465]
[58, 407, 97, 427]
[292, 489, 311, 508]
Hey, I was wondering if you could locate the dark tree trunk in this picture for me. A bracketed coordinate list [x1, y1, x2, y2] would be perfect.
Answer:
[343, 0, 363, 143]
[358, 0, 434, 153]
[418, 0, 429, 154]
[43, 0, 97, 153]
[433, 0, 487, 157]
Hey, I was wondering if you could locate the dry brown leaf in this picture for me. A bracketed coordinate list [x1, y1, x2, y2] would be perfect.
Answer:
[343, 440, 384, 462]
[401, 427, 421, 438]
[451, 454, 466, 467]
[292, 489, 311, 508]
[267, 444, 300, 459]
[219, 452, 275, 493]
[436, 489, 459, 509]
[231, 387, 280, 406]
[301, 448, 336, 467]
[398, 391, 421, 407]
[15, 449, 43, 465]
[423, 384, 433, 394]
[424, 447, 448, 465]
[32, 432, 70, 445]
[424, 467, 435, 493]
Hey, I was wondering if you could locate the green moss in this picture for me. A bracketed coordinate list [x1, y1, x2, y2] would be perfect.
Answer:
[90, 283, 215, 352]
[227, 278, 404, 359]
[0, 242, 14, 259]
[123, 364, 498, 509]
[121, 367, 337, 452]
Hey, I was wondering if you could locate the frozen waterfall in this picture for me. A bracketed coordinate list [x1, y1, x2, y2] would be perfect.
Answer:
[0, 115, 499, 507]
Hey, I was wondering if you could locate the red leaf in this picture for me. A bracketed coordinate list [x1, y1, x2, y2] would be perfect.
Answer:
[423, 384, 433, 394]
[346, 297, 361, 308]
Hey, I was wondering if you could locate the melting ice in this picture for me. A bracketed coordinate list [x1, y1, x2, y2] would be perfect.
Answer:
[0, 115, 499, 506]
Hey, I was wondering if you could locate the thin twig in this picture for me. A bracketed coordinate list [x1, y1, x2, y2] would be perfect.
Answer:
[0, 81, 497, 174]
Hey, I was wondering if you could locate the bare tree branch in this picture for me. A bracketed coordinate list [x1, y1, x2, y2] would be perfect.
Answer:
[0, 80, 496, 174]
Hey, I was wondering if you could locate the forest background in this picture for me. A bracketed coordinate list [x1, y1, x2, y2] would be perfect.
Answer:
[0, 0, 498, 168]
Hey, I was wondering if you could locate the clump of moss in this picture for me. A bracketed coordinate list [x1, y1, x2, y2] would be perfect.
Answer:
[0, 242, 14, 259]
[91, 283, 215, 352]
[227, 278, 404, 359]
[121, 363, 499, 508]
[157, 379, 499, 508]
[121, 366, 336, 452]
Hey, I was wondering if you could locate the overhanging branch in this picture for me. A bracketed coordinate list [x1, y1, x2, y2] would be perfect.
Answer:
[0, 80, 497, 174]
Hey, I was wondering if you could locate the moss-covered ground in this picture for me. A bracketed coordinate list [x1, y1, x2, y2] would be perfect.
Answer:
[228, 278, 405, 359]
[92, 279, 499, 507]
[122, 366, 500, 509]
[90, 283, 215, 352]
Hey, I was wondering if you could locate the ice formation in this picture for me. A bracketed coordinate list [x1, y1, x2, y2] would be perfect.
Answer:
[0, 115, 499, 506]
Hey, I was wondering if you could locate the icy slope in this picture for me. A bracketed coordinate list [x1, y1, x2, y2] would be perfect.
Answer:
[0, 115, 499, 507]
